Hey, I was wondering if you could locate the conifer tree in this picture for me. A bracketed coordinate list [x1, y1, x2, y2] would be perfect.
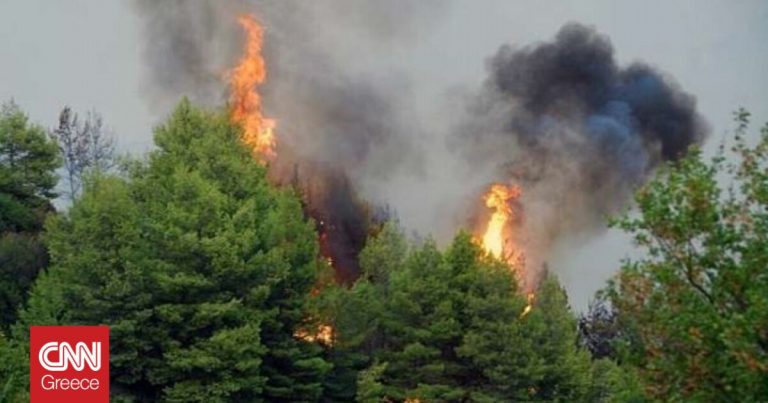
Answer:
[0, 101, 60, 330]
[326, 224, 600, 402]
[6, 100, 328, 402]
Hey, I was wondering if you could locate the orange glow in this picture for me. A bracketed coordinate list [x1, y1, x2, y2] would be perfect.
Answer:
[229, 14, 276, 160]
[481, 183, 522, 263]
[479, 183, 534, 315]
[295, 324, 334, 346]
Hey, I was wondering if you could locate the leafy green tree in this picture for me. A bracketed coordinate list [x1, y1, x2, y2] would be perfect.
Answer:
[587, 358, 645, 403]
[0, 101, 60, 331]
[4, 100, 328, 402]
[605, 110, 768, 401]
[326, 223, 600, 402]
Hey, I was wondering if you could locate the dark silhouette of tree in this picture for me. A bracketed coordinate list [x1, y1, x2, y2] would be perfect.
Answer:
[49, 106, 115, 201]
[579, 298, 621, 360]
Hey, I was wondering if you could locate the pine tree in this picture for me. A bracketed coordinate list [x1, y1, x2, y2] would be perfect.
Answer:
[0, 101, 60, 330]
[6, 100, 328, 402]
[327, 224, 599, 402]
[0, 101, 60, 233]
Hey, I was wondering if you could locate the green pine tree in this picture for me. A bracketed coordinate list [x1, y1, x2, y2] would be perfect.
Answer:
[0, 101, 60, 233]
[0, 101, 60, 331]
[5, 99, 329, 402]
[326, 223, 600, 402]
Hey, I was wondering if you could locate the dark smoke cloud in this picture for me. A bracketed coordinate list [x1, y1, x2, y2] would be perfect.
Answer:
[296, 164, 370, 283]
[459, 23, 708, 284]
[488, 23, 702, 162]
[132, 0, 243, 111]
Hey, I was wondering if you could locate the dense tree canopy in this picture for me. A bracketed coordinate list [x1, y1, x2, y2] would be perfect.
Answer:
[3, 98, 765, 402]
[0, 101, 60, 331]
[0, 101, 60, 233]
[322, 224, 628, 402]
[3, 100, 328, 402]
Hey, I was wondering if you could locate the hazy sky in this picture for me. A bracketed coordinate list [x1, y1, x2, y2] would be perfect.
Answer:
[1, 0, 766, 309]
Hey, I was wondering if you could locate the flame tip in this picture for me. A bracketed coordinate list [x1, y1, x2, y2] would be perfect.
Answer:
[228, 13, 276, 161]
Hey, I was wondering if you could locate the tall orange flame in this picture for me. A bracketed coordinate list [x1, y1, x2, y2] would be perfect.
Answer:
[229, 14, 276, 160]
[480, 183, 533, 316]
[481, 183, 522, 261]
[228, 14, 339, 340]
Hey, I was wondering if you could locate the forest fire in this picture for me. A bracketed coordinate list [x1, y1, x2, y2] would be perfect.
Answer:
[229, 13, 535, 323]
[229, 14, 367, 284]
[228, 14, 276, 161]
[229, 14, 342, 345]
[481, 183, 521, 261]
[521, 293, 534, 318]
[294, 324, 334, 346]
[3, 1, 742, 400]
[480, 183, 526, 276]
[479, 183, 534, 315]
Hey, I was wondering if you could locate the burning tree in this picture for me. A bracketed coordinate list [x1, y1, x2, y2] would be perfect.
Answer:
[8, 101, 330, 402]
[480, 183, 522, 262]
[476, 183, 536, 316]
[227, 13, 373, 284]
[321, 223, 610, 401]
[228, 14, 276, 161]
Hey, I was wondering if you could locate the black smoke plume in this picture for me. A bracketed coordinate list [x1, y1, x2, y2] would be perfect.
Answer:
[459, 23, 708, 284]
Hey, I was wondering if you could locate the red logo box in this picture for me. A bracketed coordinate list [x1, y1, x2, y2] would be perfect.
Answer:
[30, 326, 109, 403]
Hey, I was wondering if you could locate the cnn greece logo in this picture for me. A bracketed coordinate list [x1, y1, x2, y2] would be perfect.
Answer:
[30, 326, 109, 403]
[39, 341, 101, 371]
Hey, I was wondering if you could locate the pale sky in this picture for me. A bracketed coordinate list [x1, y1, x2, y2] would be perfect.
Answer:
[1, 0, 766, 309]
